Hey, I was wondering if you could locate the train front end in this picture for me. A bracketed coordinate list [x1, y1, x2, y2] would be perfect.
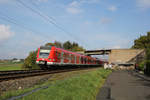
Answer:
[36, 46, 55, 69]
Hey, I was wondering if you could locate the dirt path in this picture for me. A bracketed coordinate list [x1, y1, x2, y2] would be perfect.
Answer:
[96, 70, 150, 100]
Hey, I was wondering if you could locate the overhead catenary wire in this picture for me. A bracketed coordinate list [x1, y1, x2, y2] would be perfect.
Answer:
[30, 0, 56, 22]
[16, 0, 77, 39]
[0, 11, 53, 40]
[16, 0, 89, 47]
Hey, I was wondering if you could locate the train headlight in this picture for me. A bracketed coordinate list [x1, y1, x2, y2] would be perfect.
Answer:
[53, 59, 55, 61]
[49, 59, 51, 61]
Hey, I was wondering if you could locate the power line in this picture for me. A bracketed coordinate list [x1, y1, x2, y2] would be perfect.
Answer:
[0, 11, 53, 39]
[16, 0, 89, 47]
[30, 0, 56, 22]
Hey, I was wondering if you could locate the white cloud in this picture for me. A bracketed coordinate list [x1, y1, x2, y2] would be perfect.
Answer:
[69, 1, 79, 7]
[32, 0, 48, 3]
[136, 0, 150, 9]
[100, 18, 112, 24]
[66, 1, 82, 14]
[0, 24, 14, 44]
[66, 0, 100, 14]
[80, 0, 99, 4]
[37, 0, 48, 2]
[108, 6, 117, 12]
[66, 7, 83, 14]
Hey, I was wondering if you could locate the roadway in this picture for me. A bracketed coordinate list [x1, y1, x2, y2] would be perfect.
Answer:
[96, 70, 150, 100]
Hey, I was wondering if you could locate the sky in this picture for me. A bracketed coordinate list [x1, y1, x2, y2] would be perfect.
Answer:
[0, 0, 150, 59]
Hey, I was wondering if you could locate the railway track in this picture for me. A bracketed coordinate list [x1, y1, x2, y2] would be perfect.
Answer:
[0, 67, 96, 82]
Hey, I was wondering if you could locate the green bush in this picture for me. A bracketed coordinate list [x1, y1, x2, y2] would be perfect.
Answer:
[145, 60, 150, 76]
[145, 47, 150, 75]
[138, 60, 146, 71]
[22, 51, 39, 70]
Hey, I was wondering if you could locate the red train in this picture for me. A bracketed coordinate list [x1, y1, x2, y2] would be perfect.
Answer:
[36, 46, 104, 69]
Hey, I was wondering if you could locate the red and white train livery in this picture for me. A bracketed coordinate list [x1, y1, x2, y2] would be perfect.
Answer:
[36, 46, 103, 68]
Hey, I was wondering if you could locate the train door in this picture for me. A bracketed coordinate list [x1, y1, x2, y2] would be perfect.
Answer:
[68, 54, 71, 64]
[76, 56, 79, 64]
[60, 52, 64, 64]
[71, 54, 74, 64]
[74, 56, 76, 64]
[56, 51, 60, 63]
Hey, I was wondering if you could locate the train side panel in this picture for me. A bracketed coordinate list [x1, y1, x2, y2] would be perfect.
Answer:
[36, 46, 104, 69]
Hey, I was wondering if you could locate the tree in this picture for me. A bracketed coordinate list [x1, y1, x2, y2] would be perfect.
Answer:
[132, 35, 148, 49]
[63, 41, 85, 51]
[54, 41, 62, 48]
[12, 58, 18, 60]
[72, 42, 78, 47]
[45, 41, 85, 51]
[145, 47, 150, 75]
[22, 51, 39, 70]
[45, 42, 55, 46]
[45, 41, 62, 48]
[22, 40, 85, 70]
[63, 41, 72, 50]
[132, 32, 150, 75]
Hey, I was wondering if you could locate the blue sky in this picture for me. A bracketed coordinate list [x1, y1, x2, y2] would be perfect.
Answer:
[0, 0, 150, 59]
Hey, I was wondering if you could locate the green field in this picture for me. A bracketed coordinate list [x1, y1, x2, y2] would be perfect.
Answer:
[0, 63, 23, 71]
[0, 68, 112, 100]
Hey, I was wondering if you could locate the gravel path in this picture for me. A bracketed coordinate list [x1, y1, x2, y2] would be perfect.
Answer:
[96, 70, 150, 100]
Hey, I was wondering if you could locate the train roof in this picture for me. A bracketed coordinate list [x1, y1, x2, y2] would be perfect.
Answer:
[55, 47, 98, 60]
[39, 46, 101, 60]
[40, 46, 51, 50]
[55, 47, 83, 56]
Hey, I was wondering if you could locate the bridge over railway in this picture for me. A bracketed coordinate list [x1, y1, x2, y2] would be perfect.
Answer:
[83, 49, 145, 65]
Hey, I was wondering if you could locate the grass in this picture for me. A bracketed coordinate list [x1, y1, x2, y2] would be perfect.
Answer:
[22, 68, 111, 100]
[0, 63, 23, 71]
[0, 68, 111, 100]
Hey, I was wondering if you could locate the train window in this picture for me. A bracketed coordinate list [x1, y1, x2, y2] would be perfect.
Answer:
[72, 55, 74, 60]
[86, 58, 88, 64]
[39, 49, 50, 58]
[57, 52, 61, 59]
[70, 55, 72, 60]
[81, 57, 83, 63]
[74, 56, 76, 63]
[68, 54, 71, 61]
[64, 53, 69, 60]
[55, 51, 58, 56]
[79, 56, 81, 63]
[71, 55, 73, 60]
[84, 58, 86, 64]
[71, 55, 74, 61]
[67, 53, 69, 59]
[63, 53, 66, 58]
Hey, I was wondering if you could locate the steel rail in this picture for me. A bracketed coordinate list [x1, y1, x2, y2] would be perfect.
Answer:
[0, 67, 97, 82]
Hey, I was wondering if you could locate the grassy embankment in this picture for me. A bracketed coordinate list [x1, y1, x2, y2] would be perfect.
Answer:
[0, 63, 22, 71]
[0, 68, 112, 100]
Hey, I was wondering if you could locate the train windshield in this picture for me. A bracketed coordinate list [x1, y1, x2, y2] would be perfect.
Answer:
[39, 49, 50, 58]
